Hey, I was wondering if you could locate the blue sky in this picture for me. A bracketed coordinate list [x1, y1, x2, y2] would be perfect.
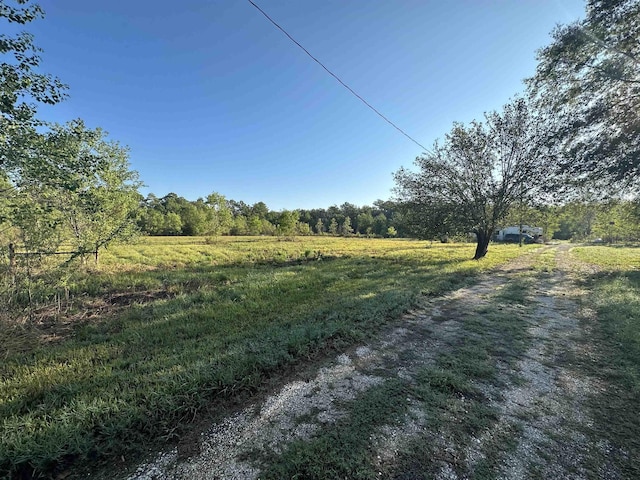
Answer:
[31, 0, 585, 210]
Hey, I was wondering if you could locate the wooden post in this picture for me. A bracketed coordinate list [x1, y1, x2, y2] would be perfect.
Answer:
[8, 243, 15, 283]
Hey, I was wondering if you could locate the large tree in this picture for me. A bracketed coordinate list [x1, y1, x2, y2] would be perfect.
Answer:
[394, 99, 550, 259]
[528, 0, 639, 190]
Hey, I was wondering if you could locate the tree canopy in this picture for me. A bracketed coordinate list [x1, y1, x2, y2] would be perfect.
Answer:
[528, 0, 640, 190]
[1, 2, 140, 275]
[394, 99, 550, 259]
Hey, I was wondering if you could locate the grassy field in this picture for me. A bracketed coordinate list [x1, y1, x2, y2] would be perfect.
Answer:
[1, 236, 539, 478]
[571, 245, 640, 477]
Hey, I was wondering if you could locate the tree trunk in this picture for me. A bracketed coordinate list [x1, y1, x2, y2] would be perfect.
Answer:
[473, 229, 491, 260]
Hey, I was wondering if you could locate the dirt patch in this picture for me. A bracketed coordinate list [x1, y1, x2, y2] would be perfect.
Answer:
[1, 289, 174, 357]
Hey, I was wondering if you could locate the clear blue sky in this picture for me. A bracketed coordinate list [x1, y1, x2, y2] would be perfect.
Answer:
[31, 0, 585, 210]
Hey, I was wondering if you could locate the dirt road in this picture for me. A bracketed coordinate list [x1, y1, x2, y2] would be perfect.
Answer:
[127, 245, 620, 479]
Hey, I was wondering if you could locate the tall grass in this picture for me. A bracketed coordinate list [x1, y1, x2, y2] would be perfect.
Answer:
[1, 237, 538, 478]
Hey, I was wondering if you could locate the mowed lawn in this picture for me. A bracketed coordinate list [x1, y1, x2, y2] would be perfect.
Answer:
[571, 245, 640, 477]
[1, 236, 539, 478]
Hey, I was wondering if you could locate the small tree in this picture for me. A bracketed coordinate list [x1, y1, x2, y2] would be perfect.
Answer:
[18, 121, 142, 262]
[205, 192, 233, 235]
[395, 98, 550, 259]
[277, 210, 299, 236]
[315, 218, 324, 235]
[328, 218, 338, 235]
[340, 216, 353, 236]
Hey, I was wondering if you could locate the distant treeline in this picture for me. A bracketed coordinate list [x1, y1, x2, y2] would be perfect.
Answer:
[137, 193, 406, 237]
[137, 193, 640, 243]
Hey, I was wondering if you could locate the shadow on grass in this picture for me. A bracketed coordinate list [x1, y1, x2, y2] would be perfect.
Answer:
[576, 269, 640, 477]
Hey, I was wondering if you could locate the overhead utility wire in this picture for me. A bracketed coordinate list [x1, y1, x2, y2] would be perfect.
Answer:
[246, 0, 429, 152]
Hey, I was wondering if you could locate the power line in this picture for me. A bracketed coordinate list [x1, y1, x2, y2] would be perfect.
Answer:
[246, 0, 429, 152]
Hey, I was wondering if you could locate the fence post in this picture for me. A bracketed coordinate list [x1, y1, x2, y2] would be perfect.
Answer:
[8, 243, 15, 277]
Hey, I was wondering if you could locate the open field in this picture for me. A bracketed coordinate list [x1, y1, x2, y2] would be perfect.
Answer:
[1, 237, 540, 478]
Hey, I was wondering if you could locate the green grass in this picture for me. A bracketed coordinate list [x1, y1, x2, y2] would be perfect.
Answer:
[572, 244, 640, 271]
[569, 245, 640, 477]
[0, 237, 539, 478]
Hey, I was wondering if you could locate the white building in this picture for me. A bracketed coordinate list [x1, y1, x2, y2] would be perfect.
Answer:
[495, 225, 543, 241]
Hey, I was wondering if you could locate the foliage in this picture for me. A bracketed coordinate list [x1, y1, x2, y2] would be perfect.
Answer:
[276, 209, 298, 236]
[328, 218, 338, 235]
[135, 197, 408, 239]
[528, 0, 640, 191]
[1, 3, 142, 311]
[205, 192, 233, 235]
[548, 200, 640, 241]
[395, 98, 550, 259]
[341, 215, 353, 236]
[5, 121, 141, 261]
[0, 0, 67, 131]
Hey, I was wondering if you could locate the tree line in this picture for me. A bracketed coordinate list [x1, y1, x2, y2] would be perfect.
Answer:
[136, 193, 404, 238]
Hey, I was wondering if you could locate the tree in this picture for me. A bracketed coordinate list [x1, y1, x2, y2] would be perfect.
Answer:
[394, 99, 550, 259]
[295, 221, 311, 236]
[591, 200, 640, 242]
[179, 201, 209, 236]
[340, 216, 353, 236]
[356, 211, 374, 235]
[251, 201, 269, 219]
[232, 215, 248, 235]
[1, 0, 67, 174]
[328, 218, 338, 235]
[315, 218, 324, 235]
[277, 210, 298, 236]
[4, 120, 140, 269]
[205, 192, 233, 235]
[528, 0, 640, 190]
[372, 213, 387, 236]
[248, 214, 263, 235]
